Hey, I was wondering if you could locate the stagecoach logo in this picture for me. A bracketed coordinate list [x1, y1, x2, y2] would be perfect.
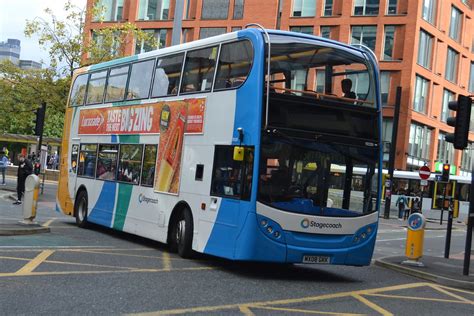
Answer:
[300, 218, 343, 230]
[138, 194, 158, 204]
[301, 218, 310, 228]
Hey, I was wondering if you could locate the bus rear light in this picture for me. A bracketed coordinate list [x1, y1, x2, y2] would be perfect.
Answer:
[274, 231, 280, 238]
[260, 219, 268, 227]
[361, 232, 367, 239]
[267, 226, 273, 234]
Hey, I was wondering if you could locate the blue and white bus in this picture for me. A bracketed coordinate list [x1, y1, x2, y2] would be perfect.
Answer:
[57, 27, 382, 266]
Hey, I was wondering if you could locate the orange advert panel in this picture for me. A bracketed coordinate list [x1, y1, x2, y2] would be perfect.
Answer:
[78, 99, 205, 135]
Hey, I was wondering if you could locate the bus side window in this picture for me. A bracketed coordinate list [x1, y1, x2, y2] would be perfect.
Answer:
[85, 70, 107, 105]
[118, 144, 143, 185]
[69, 74, 88, 106]
[210, 145, 254, 201]
[126, 59, 154, 100]
[96, 144, 118, 181]
[141, 145, 158, 187]
[151, 53, 184, 98]
[77, 144, 98, 178]
[181, 46, 218, 94]
[105, 65, 129, 102]
[214, 40, 253, 90]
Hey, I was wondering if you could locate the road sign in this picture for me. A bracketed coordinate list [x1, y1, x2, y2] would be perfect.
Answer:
[419, 165, 431, 180]
[420, 180, 428, 186]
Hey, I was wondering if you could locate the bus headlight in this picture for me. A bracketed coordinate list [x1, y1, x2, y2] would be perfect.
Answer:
[257, 215, 285, 243]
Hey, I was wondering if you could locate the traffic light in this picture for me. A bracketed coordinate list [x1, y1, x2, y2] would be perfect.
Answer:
[34, 162, 41, 175]
[445, 95, 472, 150]
[33, 102, 46, 136]
[441, 163, 450, 182]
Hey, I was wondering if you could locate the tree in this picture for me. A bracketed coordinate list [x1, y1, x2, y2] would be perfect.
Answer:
[25, 0, 158, 77]
[1, 0, 159, 139]
[0, 61, 67, 138]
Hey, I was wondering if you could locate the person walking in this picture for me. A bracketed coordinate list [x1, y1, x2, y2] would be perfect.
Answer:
[13, 154, 33, 205]
[0, 151, 9, 185]
[395, 193, 407, 220]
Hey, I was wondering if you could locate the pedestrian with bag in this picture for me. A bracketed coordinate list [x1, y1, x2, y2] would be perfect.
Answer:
[395, 193, 407, 220]
[0, 151, 9, 185]
[13, 154, 33, 205]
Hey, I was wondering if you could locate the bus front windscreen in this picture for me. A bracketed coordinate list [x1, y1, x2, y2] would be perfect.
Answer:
[258, 136, 379, 217]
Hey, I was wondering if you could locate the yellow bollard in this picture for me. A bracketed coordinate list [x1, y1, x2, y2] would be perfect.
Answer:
[403, 213, 426, 267]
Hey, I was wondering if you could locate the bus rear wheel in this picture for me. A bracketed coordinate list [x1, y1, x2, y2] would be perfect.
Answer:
[173, 208, 193, 258]
[74, 190, 89, 228]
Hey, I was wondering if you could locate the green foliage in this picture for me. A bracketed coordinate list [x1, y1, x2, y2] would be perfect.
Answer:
[25, 0, 158, 76]
[0, 61, 69, 138]
[11, 0, 158, 138]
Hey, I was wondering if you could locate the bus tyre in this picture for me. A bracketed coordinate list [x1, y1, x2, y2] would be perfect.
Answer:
[75, 191, 89, 228]
[175, 208, 193, 259]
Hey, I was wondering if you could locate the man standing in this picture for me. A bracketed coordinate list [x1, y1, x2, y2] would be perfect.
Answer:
[0, 151, 9, 185]
[14, 154, 33, 205]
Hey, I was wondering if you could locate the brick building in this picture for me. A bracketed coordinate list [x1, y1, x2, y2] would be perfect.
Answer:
[84, 0, 474, 175]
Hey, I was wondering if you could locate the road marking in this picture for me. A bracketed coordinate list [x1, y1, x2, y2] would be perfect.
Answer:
[42, 218, 56, 227]
[351, 294, 393, 316]
[366, 293, 472, 304]
[252, 306, 364, 315]
[238, 305, 255, 315]
[428, 284, 474, 304]
[67, 249, 188, 261]
[14, 250, 54, 275]
[130, 283, 433, 316]
[437, 285, 474, 295]
[162, 252, 172, 270]
[0, 266, 214, 278]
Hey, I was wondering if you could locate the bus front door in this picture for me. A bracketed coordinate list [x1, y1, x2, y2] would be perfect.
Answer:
[69, 143, 79, 195]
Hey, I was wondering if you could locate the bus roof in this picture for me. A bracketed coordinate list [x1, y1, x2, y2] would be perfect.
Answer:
[74, 28, 372, 76]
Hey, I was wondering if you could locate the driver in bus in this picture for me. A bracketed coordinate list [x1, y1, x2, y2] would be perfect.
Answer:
[341, 78, 356, 99]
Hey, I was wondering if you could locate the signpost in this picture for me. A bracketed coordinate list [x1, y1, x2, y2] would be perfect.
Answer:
[418, 165, 430, 180]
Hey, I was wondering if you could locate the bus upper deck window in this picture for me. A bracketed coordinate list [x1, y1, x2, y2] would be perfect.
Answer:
[105, 65, 129, 102]
[152, 53, 184, 98]
[181, 46, 218, 94]
[214, 40, 253, 90]
[85, 70, 107, 105]
[70, 74, 88, 106]
[126, 59, 154, 100]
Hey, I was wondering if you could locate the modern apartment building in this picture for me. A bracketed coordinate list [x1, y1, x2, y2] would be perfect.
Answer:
[84, 0, 474, 175]
[0, 38, 42, 70]
[0, 39, 21, 65]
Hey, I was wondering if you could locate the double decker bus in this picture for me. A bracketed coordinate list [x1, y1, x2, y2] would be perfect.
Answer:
[57, 27, 382, 266]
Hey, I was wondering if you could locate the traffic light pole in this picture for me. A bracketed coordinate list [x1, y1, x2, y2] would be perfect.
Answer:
[384, 87, 402, 219]
[463, 166, 474, 275]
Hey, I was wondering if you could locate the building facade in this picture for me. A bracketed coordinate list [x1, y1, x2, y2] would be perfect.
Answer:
[84, 0, 474, 175]
[0, 39, 21, 65]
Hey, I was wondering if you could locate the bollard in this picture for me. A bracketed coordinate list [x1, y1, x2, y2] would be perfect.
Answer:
[402, 213, 426, 267]
[22, 174, 40, 223]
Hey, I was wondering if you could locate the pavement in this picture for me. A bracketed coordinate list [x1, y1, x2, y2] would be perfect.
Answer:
[0, 176, 52, 236]
[1, 177, 473, 291]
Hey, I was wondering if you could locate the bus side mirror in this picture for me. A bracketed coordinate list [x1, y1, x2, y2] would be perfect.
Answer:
[233, 146, 244, 161]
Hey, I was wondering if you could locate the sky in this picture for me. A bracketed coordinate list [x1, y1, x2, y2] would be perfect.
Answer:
[0, 0, 87, 67]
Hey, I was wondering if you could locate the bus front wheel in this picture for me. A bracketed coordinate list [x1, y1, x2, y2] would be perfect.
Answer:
[74, 190, 89, 228]
[173, 208, 193, 258]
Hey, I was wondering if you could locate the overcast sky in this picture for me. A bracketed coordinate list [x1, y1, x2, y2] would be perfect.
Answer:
[0, 0, 87, 67]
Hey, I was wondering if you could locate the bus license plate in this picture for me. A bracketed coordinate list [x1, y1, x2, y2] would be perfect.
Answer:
[302, 255, 330, 264]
